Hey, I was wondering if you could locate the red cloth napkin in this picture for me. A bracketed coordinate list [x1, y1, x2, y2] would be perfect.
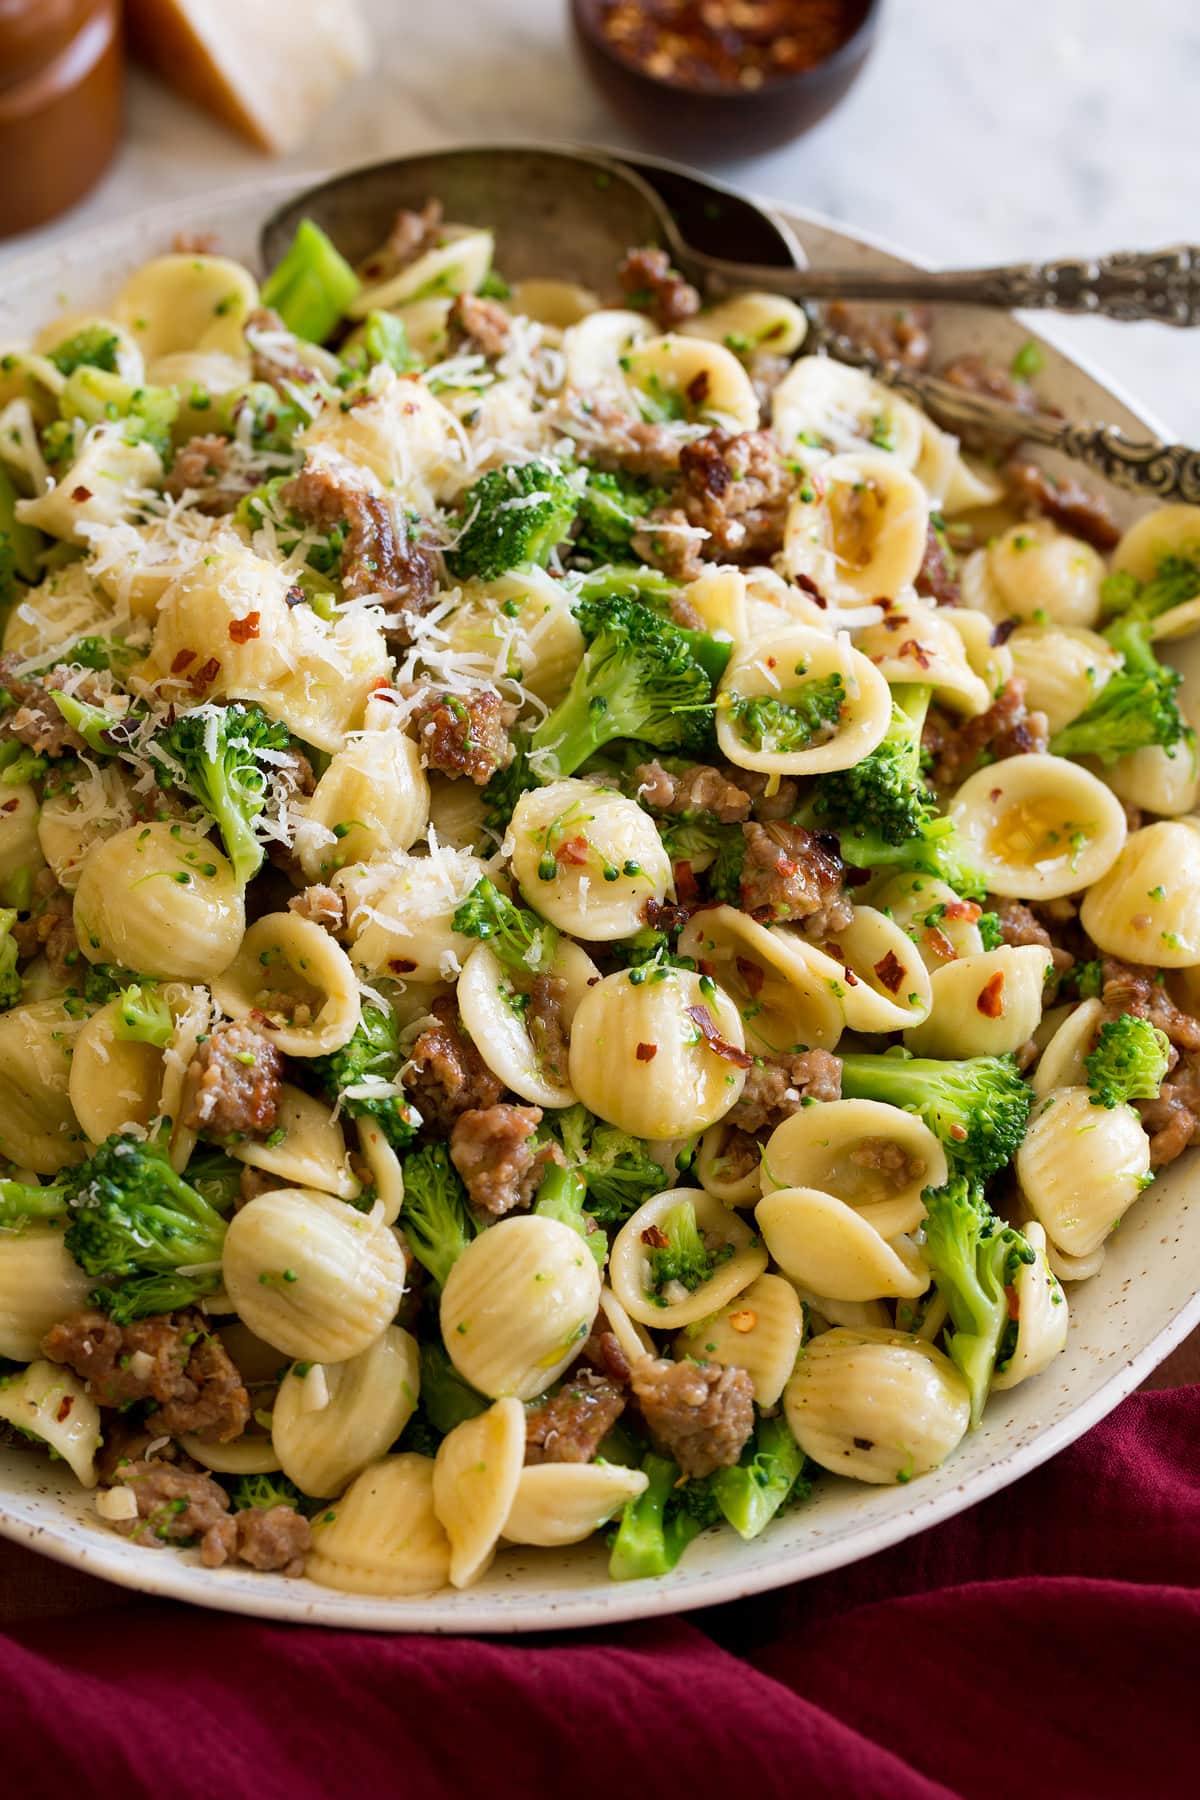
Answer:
[4, 1387, 1198, 1800]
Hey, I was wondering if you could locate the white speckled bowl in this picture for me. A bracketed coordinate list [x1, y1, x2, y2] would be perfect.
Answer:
[1, 176, 1196, 1632]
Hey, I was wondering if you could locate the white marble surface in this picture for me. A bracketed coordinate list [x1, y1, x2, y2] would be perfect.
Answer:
[3, 0, 1197, 434]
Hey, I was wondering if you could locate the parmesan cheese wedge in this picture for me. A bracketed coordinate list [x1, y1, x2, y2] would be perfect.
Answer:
[126, 0, 370, 154]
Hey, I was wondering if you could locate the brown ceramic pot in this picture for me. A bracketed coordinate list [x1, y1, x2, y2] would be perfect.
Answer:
[0, 0, 123, 239]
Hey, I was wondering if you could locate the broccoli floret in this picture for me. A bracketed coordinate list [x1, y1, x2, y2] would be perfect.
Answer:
[47, 326, 121, 377]
[0, 740, 47, 786]
[532, 1164, 606, 1269]
[399, 1143, 477, 1288]
[29, 633, 141, 681]
[47, 690, 132, 757]
[480, 732, 535, 837]
[643, 1197, 732, 1304]
[568, 569, 732, 687]
[711, 1413, 810, 1541]
[150, 703, 292, 883]
[834, 811, 987, 901]
[531, 593, 714, 777]
[1050, 612, 1186, 762]
[839, 1049, 1032, 1182]
[227, 1470, 308, 1512]
[0, 908, 21, 1012]
[57, 366, 179, 459]
[572, 473, 670, 565]
[212, 382, 304, 454]
[260, 218, 362, 344]
[0, 1175, 70, 1229]
[1100, 551, 1200, 627]
[1084, 1014, 1170, 1108]
[549, 1105, 665, 1227]
[80, 962, 140, 1005]
[112, 983, 172, 1048]
[815, 685, 932, 845]
[419, 1339, 487, 1436]
[61, 1133, 228, 1319]
[976, 910, 1004, 951]
[609, 1452, 719, 1580]
[452, 877, 559, 976]
[723, 677, 847, 758]
[310, 1005, 421, 1151]
[447, 461, 580, 582]
[181, 1147, 243, 1215]
[921, 1176, 1036, 1425]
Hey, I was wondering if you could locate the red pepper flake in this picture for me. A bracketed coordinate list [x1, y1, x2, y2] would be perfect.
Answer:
[734, 955, 765, 998]
[555, 835, 591, 866]
[228, 611, 261, 644]
[874, 949, 906, 994]
[597, 1, 861, 94]
[921, 924, 956, 962]
[977, 971, 1006, 1018]
[898, 637, 933, 668]
[189, 656, 221, 694]
[1005, 1284, 1021, 1321]
[388, 958, 419, 975]
[949, 1122, 970, 1142]
[56, 1395, 74, 1422]
[685, 1002, 753, 1068]
[794, 573, 827, 606]
[249, 1007, 279, 1030]
[71, 485, 92, 502]
[170, 648, 197, 674]
[635, 1041, 658, 1062]
[1, 798, 18, 814]
[729, 1309, 757, 1333]
[989, 788, 1003, 803]
[641, 1224, 669, 1249]
[942, 898, 982, 922]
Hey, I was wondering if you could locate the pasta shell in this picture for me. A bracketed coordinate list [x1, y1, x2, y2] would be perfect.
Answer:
[716, 624, 892, 776]
[349, 228, 495, 315]
[784, 1326, 971, 1484]
[677, 904, 845, 1055]
[0, 999, 89, 1173]
[903, 945, 1053, 1059]
[508, 780, 672, 942]
[355, 1117, 405, 1226]
[987, 522, 1106, 629]
[0, 1228, 91, 1360]
[1016, 1087, 1151, 1259]
[178, 1431, 281, 1475]
[444, 568, 585, 707]
[621, 332, 760, 432]
[781, 451, 929, 603]
[761, 1098, 946, 1234]
[991, 1221, 1069, 1391]
[69, 984, 209, 1159]
[212, 912, 361, 1057]
[797, 904, 933, 1032]
[231, 1084, 361, 1201]
[112, 254, 258, 359]
[1032, 998, 1106, 1098]
[683, 292, 807, 360]
[1079, 821, 1200, 967]
[771, 358, 923, 469]
[0, 783, 44, 888]
[440, 1215, 602, 1401]
[221, 1188, 407, 1363]
[18, 432, 162, 544]
[308, 1454, 451, 1596]
[273, 1326, 420, 1498]
[950, 753, 1127, 901]
[433, 1397, 526, 1588]
[852, 602, 992, 717]
[674, 1272, 803, 1406]
[1006, 625, 1122, 735]
[73, 822, 245, 982]
[756, 1187, 929, 1301]
[695, 1120, 764, 1208]
[456, 939, 597, 1108]
[0, 1360, 101, 1487]
[608, 1186, 768, 1328]
[37, 764, 137, 893]
[294, 728, 430, 882]
[337, 846, 490, 984]
[502, 1463, 649, 1548]
[870, 874, 985, 970]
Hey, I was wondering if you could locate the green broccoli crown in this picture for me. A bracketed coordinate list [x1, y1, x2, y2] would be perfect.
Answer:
[181, 1147, 243, 1215]
[532, 592, 714, 776]
[452, 876, 559, 977]
[836, 810, 987, 901]
[722, 676, 846, 758]
[609, 1451, 716, 1581]
[310, 1005, 421, 1151]
[551, 1104, 665, 1226]
[214, 382, 304, 454]
[152, 702, 293, 883]
[29, 633, 141, 681]
[976, 910, 1004, 951]
[1101, 550, 1200, 626]
[62, 1133, 229, 1279]
[921, 1175, 1036, 1425]
[96, 1267, 223, 1325]
[1050, 613, 1186, 762]
[1084, 1013, 1170, 1108]
[644, 1198, 732, 1303]
[81, 962, 141, 1006]
[839, 1049, 1033, 1181]
[113, 983, 173, 1049]
[48, 689, 133, 758]
[815, 685, 933, 844]
[227, 1471, 307, 1513]
[399, 1142, 477, 1289]
[572, 470, 670, 564]
[418, 1339, 487, 1437]
[447, 460, 580, 581]
[47, 326, 121, 377]
[480, 732, 535, 838]
[710, 1412, 810, 1541]
[0, 907, 21, 1012]
[57, 366, 179, 459]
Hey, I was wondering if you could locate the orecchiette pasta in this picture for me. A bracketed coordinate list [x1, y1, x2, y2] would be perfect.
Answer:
[294, 725, 430, 882]
[903, 945, 1053, 1060]
[990, 1221, 1068, 1390]
[337, 847, 489, 984]
[503, 1463, 649, 1548]
[272, 1326, 420, 1497]
[73, 823, 245, 982]
[508, 780, 672, 941]
[0, 999, 89, 1172]
[677, 904, 844, 1055]
[307, 1455, 451, 1596]
[674, 1272, 803, 1406]
[756, 1187, 929, 1302]
[780, 451, 929, 603]
[1078, 821, 1200, 966]
[432, 1397, 526, 1588]
[716, 625, 893, 776]
[1016, 1087, 1151, 1258]
[784, 1328, 972, 1483]
[456, 938, 597, 1107]
[761, 1098, 946, 1236]
[0, 1360, 102, 1487]
[230, 1084, 362, 1200]
[211, 912, 361, 1056]
[609, 1187, 768, 1327]
[0, 1229, 91, 1360]
[950, 754, 1127, 900]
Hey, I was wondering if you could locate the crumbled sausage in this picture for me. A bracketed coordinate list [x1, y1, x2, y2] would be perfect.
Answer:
[915, 520, 960, 606]
[404, 997, 503, 1132]
[634, 758, 752, 824]
[990, 897, 1074, 973]
[629, 506, 707, 583]
[1006, 458, 1121, 553]
[727, 1048, 843, 1133]
[280, 461, 439, 638]
[110, 1460, 233, 1548]
[825, 302, 933, 370]
[42, 1308, 250, 1443]
[244, 306, 321, 392]
[449, 1103, 560, 1217]
[737, 767, 802, 822]
[618, 246, 701, 331]
[738, 821, 852, 933]
[923, 679, 1049, 788]
[180, 1019, 284, 1139]
[287, 883, 345, 931]
[358, 200, 444, 283]
[581, 1324, 632, 1386]
[0, 657, 114, 759]
[630, 1356, 754, 1479]
[405, 683, 515, 784]
[1101, 959, 1200, 1052]
[526, 972, 570, 1086]
[448, 293, 513, 358]
[227, 1504, 311, 1576]
[525, 1371, 627, 1465]
[561, 393, 685, 482]
[641, 429, 792, 565]
[164, 434, 254, 514]
[11, 867, 77, 981]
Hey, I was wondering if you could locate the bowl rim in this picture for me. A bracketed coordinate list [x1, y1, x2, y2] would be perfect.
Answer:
[0, 167, 1188, 1631]
[569, 0, 884, 104]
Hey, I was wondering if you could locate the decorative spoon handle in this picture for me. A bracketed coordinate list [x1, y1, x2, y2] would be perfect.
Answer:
[820, 331, 1200, 504]
[698, 246, 1200, 326]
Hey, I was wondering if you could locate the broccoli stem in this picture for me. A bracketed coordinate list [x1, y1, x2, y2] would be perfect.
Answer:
[609, 1453, 707, 1580]
[260, 219, 361, 344]
[711, 1414, 808, 1541]
[533, 1163, 606, 1269]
